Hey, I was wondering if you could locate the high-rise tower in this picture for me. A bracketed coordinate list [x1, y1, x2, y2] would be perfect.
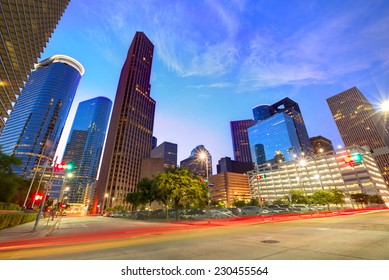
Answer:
[94, 32, 156, 213]
[327, 86, 389, 186]
[62, 96, 112, 205]
[180, 145, 212, 178]
[0, 0, 70, 131]
[151, 141, 178, 170]
[230, 120, 255, 163]
[0, 54, 84, 177]
[248, 98, 313, 165]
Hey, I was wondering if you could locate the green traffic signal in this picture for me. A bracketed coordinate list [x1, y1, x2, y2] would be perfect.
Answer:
[65, 162, 75, 171]
[351, 153, 363, 163]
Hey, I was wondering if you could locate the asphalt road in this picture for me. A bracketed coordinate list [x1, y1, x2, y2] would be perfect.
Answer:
[1, 209, 389, 260]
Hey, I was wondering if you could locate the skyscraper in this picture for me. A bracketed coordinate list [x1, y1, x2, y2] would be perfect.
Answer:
[180, 145, 212, 178]
[94, 32, 156, 213]
[230, 119, 255, 162]
[151, 141, 178, 170]
[248, 98, 312, 165]
[310, 135, 334, 156]
[327, 86, 389, 186]
[62, 96, 112, 205]
[0, 0, 70, 131]
[0, 54, 84, 177]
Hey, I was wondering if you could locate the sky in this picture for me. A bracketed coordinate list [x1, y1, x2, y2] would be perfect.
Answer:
[41, 0, 389, 174]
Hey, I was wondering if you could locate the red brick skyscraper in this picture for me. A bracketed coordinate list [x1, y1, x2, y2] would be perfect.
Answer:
[93, 32, 156, 213]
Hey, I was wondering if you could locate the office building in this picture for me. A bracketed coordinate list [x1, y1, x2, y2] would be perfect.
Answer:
[209, 172, 251, 207]
[62, 96, 112, 205]
[93, 32, 156, 213]
[247, 145, 389, 207]
[0, 0, 70, 131]
[216, 157, 253, 174]
[230, 120, 255, 163]
[0, 54, 84, 177]
[180, 145, 212, 178]
[248, 98, 312, 165]
[327, 87, 389, 186]
[310, 135, 334, 156]
[151, 141, 178, 170]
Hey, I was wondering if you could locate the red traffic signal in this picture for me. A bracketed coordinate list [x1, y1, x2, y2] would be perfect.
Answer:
[34, 194, 44, 203]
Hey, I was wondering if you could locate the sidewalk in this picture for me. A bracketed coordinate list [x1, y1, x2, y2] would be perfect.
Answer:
[0, 216, 61, 243]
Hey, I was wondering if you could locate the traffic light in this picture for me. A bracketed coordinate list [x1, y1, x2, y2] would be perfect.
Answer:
[65, 162, 75, 171]
[352, 153, 363, 163]
[55, 162, 75, 171]
[344, 153, 363, 166]
[34, 193, 44, 203]
[257, 174, 267, 180]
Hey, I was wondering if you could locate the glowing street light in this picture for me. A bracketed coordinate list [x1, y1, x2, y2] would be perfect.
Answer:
[198, 151, 210, 215]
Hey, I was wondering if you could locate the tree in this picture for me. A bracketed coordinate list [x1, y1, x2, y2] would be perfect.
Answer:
[288, 189, 309, 204]
[368, 194, 384, 205]
[312, 190, 334, 210]
[125, 192, 145, 212]
[155, 167, 207, 220]
[0, 147, 26, 204]
[233, 200, 246, 208]
[136, 177, 160, 207]
[350, 193, 369, 208]
[331, 189, 345, 208]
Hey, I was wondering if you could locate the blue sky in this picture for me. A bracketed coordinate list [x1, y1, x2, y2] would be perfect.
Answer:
[41, 0, 389, 173]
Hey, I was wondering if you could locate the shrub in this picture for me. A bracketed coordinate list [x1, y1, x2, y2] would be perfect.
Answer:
[0, 213, 37, 230]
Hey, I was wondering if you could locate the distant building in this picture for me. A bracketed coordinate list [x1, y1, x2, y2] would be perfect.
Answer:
[327, 87, 389, 187]
[230, 120, 255, 163]
[0, 0, 70, 131]
[248, 98, 313, 165]
[151, 141, 178, 170]
[94, 32, 156, 213]
[216, 157, 253, 174]
[180, 145, 212, 178]
[209, 172, 251, 207]
[0, 55, 84, 178]
[310, 136, 334, 156]
[62, 97, 112, 205]
[152, 136, 158, 150]
[247, 145, 389, 207]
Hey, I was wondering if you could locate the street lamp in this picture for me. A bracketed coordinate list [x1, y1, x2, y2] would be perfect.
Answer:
[199, 151, 210, 214]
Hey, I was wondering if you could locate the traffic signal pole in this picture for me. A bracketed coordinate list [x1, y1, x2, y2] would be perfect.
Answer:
[32, 156, 57, 232]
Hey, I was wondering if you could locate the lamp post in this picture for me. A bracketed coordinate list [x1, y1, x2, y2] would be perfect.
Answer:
[199, 151, 210, 214]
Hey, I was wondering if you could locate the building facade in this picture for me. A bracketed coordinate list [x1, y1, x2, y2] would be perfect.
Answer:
[248, 98, 313, 165]
[0, 54, 84, 177]
[310, 135, 334, 156]
[151, 141, 178, 170]
[327, 87, 389, 187]
[230, 119, 255, 163]
[93, 32, 156, 213]
[247, 145, 389, 207]
[62, 96, 112, 205]
[216, 157, 253, 174]
[209, 172, 251, 207]
[0, 0, 70, 130]
[180, 145, 212, 178]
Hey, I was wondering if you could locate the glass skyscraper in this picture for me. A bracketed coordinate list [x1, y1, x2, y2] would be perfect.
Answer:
[0, 0, 70, 131]
[248, 98, 312, 165]
[62, 96, 112, 205]
[0, 54, 84, 177]
[249, 112, 301, 164]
